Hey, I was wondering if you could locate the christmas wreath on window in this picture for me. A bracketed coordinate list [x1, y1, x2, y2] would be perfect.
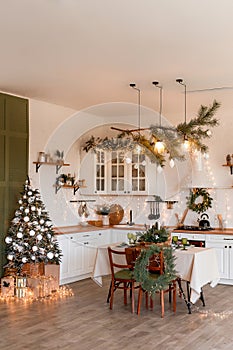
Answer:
[186, 188, 213, 214]
[133, 245, 176, 294]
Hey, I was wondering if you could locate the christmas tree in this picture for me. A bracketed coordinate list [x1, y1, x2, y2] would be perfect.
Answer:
[4, 179, 62, 273]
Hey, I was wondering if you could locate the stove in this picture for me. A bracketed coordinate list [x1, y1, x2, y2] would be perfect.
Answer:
[179, 225, 213, 231]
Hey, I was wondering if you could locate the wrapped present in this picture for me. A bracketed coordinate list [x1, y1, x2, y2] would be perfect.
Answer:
[44, 264, 60, 291]
[27, 276, 54, 298]
[1, 276, 15, 296]
[16, 276, 27, 288]
[21, 262, 44, 277]
[15, 287, 27, 298]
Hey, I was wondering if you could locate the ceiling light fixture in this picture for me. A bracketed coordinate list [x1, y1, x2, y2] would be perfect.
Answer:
[130, 83, 141, 136]
[176, 78, 189, 150]
[152, 81, 165, 154]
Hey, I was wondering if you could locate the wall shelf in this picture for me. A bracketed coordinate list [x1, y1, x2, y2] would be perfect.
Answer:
[54, 184, 87, 195]
[222, 164, 233, 175]
[33, 161, 70, 174]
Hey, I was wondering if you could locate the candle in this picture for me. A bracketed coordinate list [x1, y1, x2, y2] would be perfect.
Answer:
[130, 210, 132, 223]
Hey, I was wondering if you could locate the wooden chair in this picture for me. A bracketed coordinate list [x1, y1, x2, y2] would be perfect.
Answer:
[137, 250, 177, 318]
[107, 247, 139, 313]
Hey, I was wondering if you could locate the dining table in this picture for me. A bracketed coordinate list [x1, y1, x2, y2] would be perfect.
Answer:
[92, 243, 220, 312]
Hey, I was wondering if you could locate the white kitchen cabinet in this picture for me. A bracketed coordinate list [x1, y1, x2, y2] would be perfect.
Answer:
[56, 230, 112, 284]
[206, 235, 233, 284]
[56, 234, 70, 281]
[79, 150, 149, 195]
[56, 228, 145, 285]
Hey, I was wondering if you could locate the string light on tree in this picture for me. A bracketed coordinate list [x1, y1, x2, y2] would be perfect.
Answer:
[4, 179, 62, 274]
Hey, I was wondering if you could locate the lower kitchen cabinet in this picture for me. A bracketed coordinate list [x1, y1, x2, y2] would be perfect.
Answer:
[56, 228, 141, 285]
[206, 235, 233, 284]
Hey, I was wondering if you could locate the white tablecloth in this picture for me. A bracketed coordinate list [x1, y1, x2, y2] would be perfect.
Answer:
[174, 247, 220, 303]
[92, 243, 125, 286]
[92, 245, 220, 304]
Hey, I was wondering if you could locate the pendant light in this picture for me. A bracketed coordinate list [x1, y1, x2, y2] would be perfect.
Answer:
[152, 81, 165, 154]
[176, 78, 189, 150]
[130, 83, 141, 154]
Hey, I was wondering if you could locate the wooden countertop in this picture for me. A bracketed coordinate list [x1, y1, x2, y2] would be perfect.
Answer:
[173, 228, 233, 235]
[54, 224, 146, 235]
[54, 224, 233, 236]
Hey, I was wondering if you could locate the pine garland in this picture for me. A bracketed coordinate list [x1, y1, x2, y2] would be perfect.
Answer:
[133, 245, 177, 294]
[176, 100, 220, 153]
[83, 100, 220, 166]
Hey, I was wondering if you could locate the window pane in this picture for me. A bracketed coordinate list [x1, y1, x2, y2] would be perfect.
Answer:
[112, 165, 117, 178]
[100, 152, 105, 163]
[118, 179, 124, 191]
[132, 167, 138, 177]
[119, 152, 124, 163]
[112, 152, 117, 163]
[132, 179, 138, 191]
[139, 166, 145, 177]
[101, 179, 105, 191]
[119, 165, 124, 177]
[101, 165, 105, 177]
[139, 179, 145, 191]
[96, 179, 100, 191]
[96, 164, 100, 177]
[111, 179, 117, 191]
[132, 153, 138, 163]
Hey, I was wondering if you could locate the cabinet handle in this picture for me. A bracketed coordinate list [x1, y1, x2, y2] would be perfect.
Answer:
[70, 237, 73, 239]
[84, 242, 89, 245]
[83, 234, 90, 237]
[225, 246, 227, 248]
[98, 233, 102, 236]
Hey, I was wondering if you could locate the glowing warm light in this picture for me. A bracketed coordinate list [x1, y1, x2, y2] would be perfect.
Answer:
[169, 159, 175, 168]
[154, 141, 165, 154]
[157, 165, 163, 173]
[135, 145, 141, 154]
[183, 139, 190, 150]
[125, 157, 132, 164]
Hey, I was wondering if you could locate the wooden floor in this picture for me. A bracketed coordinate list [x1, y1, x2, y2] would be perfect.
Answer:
[0, 277, 233, 350]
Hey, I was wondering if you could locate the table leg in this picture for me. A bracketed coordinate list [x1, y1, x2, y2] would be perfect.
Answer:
[177, 278, 192, 314]
[200, 288, 205, 307]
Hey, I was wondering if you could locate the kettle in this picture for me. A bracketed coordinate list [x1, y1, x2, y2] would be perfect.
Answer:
[198, 213, 210, 229]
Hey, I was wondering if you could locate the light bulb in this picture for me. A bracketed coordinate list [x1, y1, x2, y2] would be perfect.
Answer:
[141, 160, 146, 166]
[157, 165, 163, 173]
[125, 157, 132, 164]
[203, 152, 209, 160]
[183, 139, 190, 150]
[154, 141, 165, 154]
[207, 130, 212, 136]
[135, 145, 141, 154]
[169, 159, 175, 168]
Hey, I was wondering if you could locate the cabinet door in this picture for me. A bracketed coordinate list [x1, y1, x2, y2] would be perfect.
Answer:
[68, 235, 85, 277]
[228, 245, 233, 279]
[206, 241, 229, 279]
[56, 235, 69, 281]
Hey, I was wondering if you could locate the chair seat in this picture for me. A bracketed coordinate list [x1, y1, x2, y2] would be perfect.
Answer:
[114, 269, 134, 280]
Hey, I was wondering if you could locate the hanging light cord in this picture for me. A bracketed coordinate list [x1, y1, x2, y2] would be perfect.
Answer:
[130, 83, 141, 134]
[152, 81, 163, 127]
[176, 78, 187, 124]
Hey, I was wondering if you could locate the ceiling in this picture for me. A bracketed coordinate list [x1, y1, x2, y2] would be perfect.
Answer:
[1, 0, 233, 118]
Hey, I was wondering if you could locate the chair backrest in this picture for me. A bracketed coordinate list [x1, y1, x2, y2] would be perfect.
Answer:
[108, 247, 133, 277]
[148, 250, 164, 274]
[125, 247, 141, 266]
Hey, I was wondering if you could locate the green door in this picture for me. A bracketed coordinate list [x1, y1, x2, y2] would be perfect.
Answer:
[0, 93, 28, 276]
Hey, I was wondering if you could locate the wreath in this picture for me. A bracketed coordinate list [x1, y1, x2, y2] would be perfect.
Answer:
[133, 245, 177, 294]
[186, 188, 213, 214]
